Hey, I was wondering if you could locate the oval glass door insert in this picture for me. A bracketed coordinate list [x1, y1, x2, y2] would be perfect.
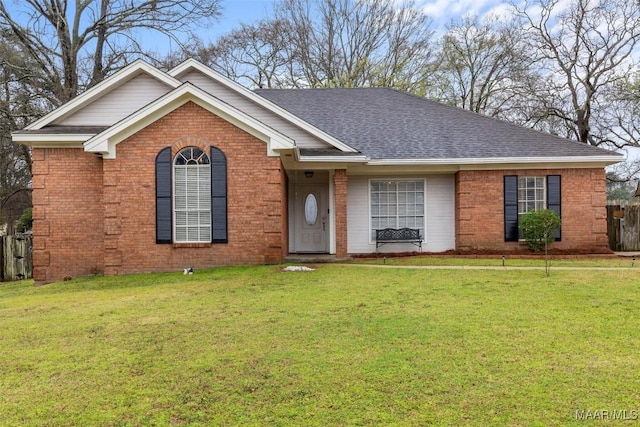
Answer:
[304, 193, 318, 225]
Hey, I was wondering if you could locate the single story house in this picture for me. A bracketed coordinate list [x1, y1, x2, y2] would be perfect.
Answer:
[13, 59, 622, 283]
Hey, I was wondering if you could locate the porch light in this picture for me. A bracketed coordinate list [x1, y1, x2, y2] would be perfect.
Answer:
[304, 171, 314, 178]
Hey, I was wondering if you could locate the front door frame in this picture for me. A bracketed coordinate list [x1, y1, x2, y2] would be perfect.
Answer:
[292, 182, 329, 253]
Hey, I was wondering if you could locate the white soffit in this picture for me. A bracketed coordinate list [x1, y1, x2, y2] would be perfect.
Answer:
[83, 83, 295, 159]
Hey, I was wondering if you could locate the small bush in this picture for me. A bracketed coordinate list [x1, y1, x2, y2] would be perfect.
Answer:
[17, 207, 32, 233]
[519, 209, 561, 253]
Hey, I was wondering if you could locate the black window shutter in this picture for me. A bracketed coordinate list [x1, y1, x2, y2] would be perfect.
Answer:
[211, 146, 228, 243]
[547, 175, 562, 241]
[156, 147, 172, 243]
[504, 175, 519, 242]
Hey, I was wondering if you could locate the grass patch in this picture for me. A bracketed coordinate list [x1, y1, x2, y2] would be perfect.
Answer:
[1, 265, 639, 425]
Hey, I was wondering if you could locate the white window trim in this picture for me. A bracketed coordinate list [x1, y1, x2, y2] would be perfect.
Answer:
[367, 178, 427, 245]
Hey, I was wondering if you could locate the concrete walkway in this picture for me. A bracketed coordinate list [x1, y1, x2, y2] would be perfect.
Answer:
[333, 263, 638, 271]
[615, 251, 640, 257]
[285, 252, 640, 271]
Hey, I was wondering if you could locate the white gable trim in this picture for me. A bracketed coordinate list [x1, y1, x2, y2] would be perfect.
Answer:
[25, 60, 181, 130]
[84, 83, 295, 159]
[169, 59, 358, 153]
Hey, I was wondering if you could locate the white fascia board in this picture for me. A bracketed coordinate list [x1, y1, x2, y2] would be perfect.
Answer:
[187, 96, 294, 156]
[26, 60, 181, 130]
[367, 155, 624, 167]
[187, 92, 294, 145]
[168, 58, 213, 79]
[84, 83, 295, 158]
[168, 59, 358, 153]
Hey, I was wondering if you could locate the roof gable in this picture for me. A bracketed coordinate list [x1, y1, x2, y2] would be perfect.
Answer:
[57, 73, 175, 127]
[26, 60, 180, 130]
[169, 59, 358, 153]
[84, 83, 295, 159]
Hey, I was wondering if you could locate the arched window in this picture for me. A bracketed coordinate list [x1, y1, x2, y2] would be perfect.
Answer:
[173, 147, 211, 242]
[156, 145, 227, 244]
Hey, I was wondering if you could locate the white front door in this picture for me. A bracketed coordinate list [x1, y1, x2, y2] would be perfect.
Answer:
[294, 184, 328, 252]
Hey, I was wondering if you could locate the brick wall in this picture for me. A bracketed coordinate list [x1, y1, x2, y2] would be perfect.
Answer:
[104, 101, 287, 276]
[455, 168, 608, 252]
[34, 101, 288, 282]
[334, 169, 348, 258]
[279, 166, 289, 261]
[31, 148, 104, 283]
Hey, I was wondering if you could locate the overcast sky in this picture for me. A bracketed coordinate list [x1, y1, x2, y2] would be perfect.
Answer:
[213, 0, 521, 40]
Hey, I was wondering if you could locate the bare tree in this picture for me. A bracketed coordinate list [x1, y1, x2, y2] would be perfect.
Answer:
[201, 0, 433, 90]
[595, 70, 640, 184]
[0, 0, 222, 104]
[515, 0, 640, 147]
[0, 1, 221, 230]
[428, 15, 537, 120]
[598, 70, 640, 149]
[275, 0, 433, 89]
[199, 19, 292, 88]
[0, 35, 37, 230]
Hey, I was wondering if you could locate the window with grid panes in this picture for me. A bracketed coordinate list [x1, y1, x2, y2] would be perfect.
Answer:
[517, 176, 546, 238]
[370, 180, 425, 240]
[173, 147, 211, 243]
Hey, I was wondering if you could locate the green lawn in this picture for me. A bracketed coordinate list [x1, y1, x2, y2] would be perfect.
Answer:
[1, 264, 639, 426]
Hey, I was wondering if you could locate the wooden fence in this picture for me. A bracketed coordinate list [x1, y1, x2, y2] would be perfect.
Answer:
[1, 235, 33, 282]
[607, 204, 640, 251]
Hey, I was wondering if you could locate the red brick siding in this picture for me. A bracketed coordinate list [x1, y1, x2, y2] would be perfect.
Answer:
[455, 168, 608, 252]
[34, 101, 288, 282]
[334, 169, 348, 258]
[31, 148, 104, 283]
[279, 167, 289, 260]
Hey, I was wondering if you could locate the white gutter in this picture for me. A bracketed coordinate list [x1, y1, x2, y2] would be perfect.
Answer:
[298, 155, 369, 163]
[295, 154, 622, 165]
[366, 155, 623, 166]
[12, 134, 93, 144]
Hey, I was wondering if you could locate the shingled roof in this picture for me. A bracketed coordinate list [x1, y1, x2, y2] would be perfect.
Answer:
[255, 87, 619, 161]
